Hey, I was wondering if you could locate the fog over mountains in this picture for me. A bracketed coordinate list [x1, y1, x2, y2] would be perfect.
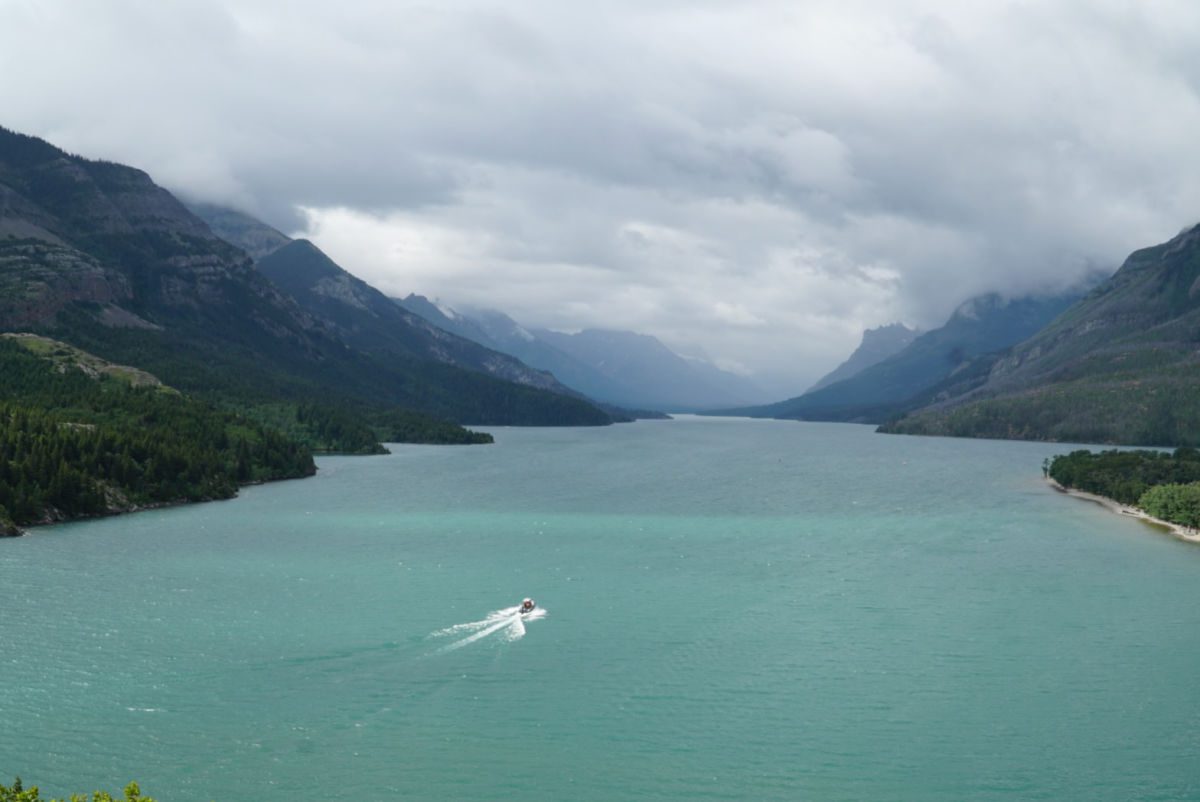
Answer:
[0, 126, 613, 431]
[725, 290, 1087, 423]
[189, 197, 768, 411]
[5, 121, 1199, 447]
[6, 2, 1200, 391]
[806, 324, 920, 395]
[397, 295, 770, 411]
[883, 223, 1200, 445]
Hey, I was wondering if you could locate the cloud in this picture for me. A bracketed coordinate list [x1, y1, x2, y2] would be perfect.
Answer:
[3, 0, 1200, 391]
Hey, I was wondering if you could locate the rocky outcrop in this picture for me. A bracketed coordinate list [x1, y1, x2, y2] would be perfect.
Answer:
[0, 126, 319, 340]
[0, 239, 132, 327]
[806, 323, 920, 394]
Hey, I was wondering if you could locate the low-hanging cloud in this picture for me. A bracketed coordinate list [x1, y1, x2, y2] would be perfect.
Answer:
[3, 0, 1200, 392]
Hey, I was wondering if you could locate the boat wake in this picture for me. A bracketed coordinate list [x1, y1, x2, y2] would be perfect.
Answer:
[430, 604, 546, 653]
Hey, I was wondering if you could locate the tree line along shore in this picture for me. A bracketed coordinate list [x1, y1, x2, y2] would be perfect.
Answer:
[0, 336, 491, 536]
[1045, 448, 1200, 535]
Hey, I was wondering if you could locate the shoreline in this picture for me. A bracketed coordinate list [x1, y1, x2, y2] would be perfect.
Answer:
[1046, 478, 1200, 545]
[1, 469, 318, 538]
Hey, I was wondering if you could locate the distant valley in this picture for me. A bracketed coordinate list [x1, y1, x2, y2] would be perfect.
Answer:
[396, 295, 770, 411]
[3, 118, 1199, 539]
[722, 220, 1200, 448]
[724, 290, 1085, 425]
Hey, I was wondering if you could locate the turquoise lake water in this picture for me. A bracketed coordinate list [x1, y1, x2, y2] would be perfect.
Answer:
[3, 417, 1200, 800]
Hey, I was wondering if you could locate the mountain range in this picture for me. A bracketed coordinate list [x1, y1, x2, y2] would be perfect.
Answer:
[396, 295, 768, 410]
[728, 291, 1084, 423]
[5, 124, 1196, 451]
[254, 240, 581, 398]
[0, 125, 611, 431]
[194, 204, 756, 413]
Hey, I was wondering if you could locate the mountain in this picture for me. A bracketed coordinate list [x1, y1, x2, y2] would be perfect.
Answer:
[189, 205, 589, 407]
[397, 295, 643, 404]
[397, 296, 763, 409]
[0, 127, 321, 348]
[881, 224, 1200, 445]
[256, 240, 580, 396]
[397, 293, 504, 347]
[186, 202, 291, 260]
[731, 291, 1083, 422]
[532, 328, 765, 410]
[0, 126, 610, 427]
[806, 323, 920, 393]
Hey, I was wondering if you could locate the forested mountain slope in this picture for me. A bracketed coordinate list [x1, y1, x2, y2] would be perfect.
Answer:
[882, 224, 1200, 445]
[0, 126, 610, 427]
[0, 334, 314, 535]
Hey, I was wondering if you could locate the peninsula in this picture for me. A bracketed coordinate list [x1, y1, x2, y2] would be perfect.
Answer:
[1045, 448, 1200, 544]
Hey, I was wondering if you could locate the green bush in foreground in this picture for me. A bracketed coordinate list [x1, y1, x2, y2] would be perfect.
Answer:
[0, 778, 154, 802]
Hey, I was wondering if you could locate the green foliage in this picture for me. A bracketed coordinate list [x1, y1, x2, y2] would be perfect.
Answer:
[242, 402, 492, 451]
[882, 225, 1200, 446]
[1046, 449, 1200, 504]
[378, 407, 493, 445]
[47, 307, 611, 429]
[296, 402, 389, 454]
[0, 337, 314, 528]
[0, 778, 154, 802]
[0, 503, 16, 536]
[1139, 483, 1200, 528]
[292, 403, 494, 449]
[882, 378, 1200, 447]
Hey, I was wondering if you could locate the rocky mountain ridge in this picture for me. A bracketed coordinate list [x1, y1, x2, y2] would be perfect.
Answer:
[806, 323, 920, 394]
[725, 290, 1085, 423]
[257, 241, 579, 396]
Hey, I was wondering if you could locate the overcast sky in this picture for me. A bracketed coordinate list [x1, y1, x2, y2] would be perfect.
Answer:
[4, 0, 1200, 393]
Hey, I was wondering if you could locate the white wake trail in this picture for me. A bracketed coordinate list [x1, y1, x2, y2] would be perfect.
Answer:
[431, 605, 546, 653]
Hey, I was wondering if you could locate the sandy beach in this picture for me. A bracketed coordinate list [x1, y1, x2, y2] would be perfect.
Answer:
[1047, 478, 1200, 545]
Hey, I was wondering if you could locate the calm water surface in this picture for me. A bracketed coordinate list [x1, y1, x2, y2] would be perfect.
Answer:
[3, 418, 1199, 800]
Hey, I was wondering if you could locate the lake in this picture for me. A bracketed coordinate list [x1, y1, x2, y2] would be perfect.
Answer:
[3, 417, 1199, 800]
